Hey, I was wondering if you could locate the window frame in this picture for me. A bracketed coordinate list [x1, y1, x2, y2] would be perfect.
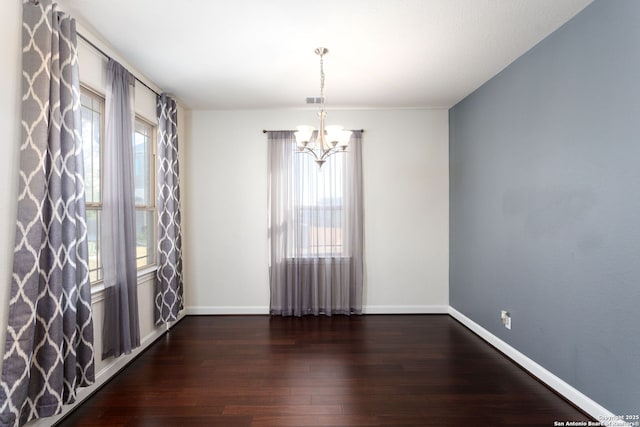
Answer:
[79, 85, 158, 285]
[133, 115, 158, 271]
[289, 146, 349, 259]
[80, 85, 105, 284]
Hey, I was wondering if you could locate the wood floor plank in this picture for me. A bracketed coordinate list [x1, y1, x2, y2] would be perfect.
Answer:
[222, 404, 343, 416]
[55, 315, 593, 427]
[250, 415, 379, 427]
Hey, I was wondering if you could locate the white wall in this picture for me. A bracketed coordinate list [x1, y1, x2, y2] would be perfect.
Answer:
[185, 109, 449, 313]
[77, 39, 157, 124]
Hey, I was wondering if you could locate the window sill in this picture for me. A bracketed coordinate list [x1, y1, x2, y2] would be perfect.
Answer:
[90, 265, 158, 304]
[285, 257, 353, 265]
[287, 256, 351, 260]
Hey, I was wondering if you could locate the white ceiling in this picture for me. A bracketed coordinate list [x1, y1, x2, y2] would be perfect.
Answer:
[58, 0, 592, 110]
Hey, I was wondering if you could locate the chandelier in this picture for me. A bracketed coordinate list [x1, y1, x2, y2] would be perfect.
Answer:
[295, 47, 352, 167]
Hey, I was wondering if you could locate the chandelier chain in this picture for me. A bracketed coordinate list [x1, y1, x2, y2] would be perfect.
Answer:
[319, 53, 325, 109]
[294, 47, 351, 167]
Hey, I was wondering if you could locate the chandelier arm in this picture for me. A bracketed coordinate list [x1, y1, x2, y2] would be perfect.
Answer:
[320, 147, 342, 162]
[303, 146, 321, 161]
[332, 147, 342, 158]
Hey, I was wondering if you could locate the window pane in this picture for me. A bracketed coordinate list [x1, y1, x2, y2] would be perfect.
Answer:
[134, 121, 156, 268]
[292, 149, 346, 257]
[80, 90, 102, 204]
[86, 209, 102, 282]
[134, 121, 152, 206]
[135, 209, 155, 268]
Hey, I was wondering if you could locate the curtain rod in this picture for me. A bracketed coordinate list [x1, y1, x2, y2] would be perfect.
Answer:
[76, 33, 162, 98]
[262, 129, 364, 133]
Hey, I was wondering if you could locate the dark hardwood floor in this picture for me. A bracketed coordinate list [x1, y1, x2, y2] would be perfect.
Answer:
[56, 315, 591, 426]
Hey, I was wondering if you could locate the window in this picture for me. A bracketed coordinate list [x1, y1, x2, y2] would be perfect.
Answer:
[133, 119, 156, 269]
[80, 87, 157, 283]
[291, 149, 348, 258]
[80, 88, 103, 282]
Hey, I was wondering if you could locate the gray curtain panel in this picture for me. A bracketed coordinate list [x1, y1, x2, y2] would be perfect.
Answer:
[0, 1, 94, 426]
[268, 131, 364, 316]
[101, 59, 140, 359]
[155, 94, 184, 324]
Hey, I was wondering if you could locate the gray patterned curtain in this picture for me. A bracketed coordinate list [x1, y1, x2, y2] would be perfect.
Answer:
[155, 94, 184, 323]
[0, 1, 94, 426]
[101, 60, 140, 359]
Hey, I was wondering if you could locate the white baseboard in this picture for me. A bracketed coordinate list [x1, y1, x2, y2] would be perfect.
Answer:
[42, 313, 186, 427]
[448, 307, 625, 426]
[363, 304, 449, 314]
[186, 306, 270, 315]
[185, 305, 450, 315]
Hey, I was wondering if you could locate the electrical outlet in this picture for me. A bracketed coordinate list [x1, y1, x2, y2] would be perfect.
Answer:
[501, 310, 511, 330]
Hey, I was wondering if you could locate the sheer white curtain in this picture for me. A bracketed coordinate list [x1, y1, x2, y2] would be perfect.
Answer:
[101, 59, 140, 359]
[268, 131, 363, 316]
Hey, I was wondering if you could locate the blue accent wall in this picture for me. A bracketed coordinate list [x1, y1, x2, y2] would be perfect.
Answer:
[449, 0, 640, 414]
